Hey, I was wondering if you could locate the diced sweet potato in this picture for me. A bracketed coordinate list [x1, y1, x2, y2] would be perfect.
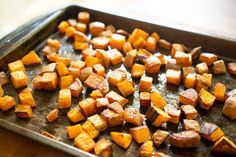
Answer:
[82, 120, 99, 139]
[179, 88, 198, 106]
[131, 64, 145, 78]
[152, 130, 169, 148]
[65, 26, 76, 38]
[0, 95, 15, 111]
[183, 119, 200, 133]
[108, 70, 126, 87]
[128, 28, 149, 46]
[90, 89, 103, 99]
[213, 60, 226, 74]
[150, 32, 160, 42]
[150, 91, 166, 110]
[69, 78, 83, 97]
[145, 56, 161, 74]
[130, 125, 149, 144]
[60, 75, 73, 89]
[56, 57, 71, 66]
[109, 33, 126, 50]
[166, 69, 181, 85]
[196, 62, 208, 74]
[79, 98, 97, 117]
[95, 49, 110, 68]
[67, 106, 85, 123]
[227, 62, 236, 75]
[74, 31, 89, 42]
[88, 114, 108, 132]
[47, 39, 61, 49]
[140, 92, 151, 107]
[58, 21, 69, 33]
[182, 66, 194, 80]
[79, 67, 93, 82]
[32, 75, 42, 90]
[116, 29, 129, 37]
[91, 36, 109, 49]
[15, 104, 33, 118]
[133, 37, 146, 49]
[199, 88, 216, 110]
[85, 56, 101, 67]
[58, 89, 71, 109]
[212, 136, 236, 155]
[46, 53, 58, 62]
[105, 91, 128, 106]
[0, 71, 9, 86]
[42, 45, 57, 56]
[189, 46, 202, 59]
[89, 21, 105, 36]
[46, 108, 59, 123]
[70, 60, 85, 70]
[139, 141, 153, 157]
[139, 76, 153, 93]
[67, 124, 83, 139]
[39, 63, 56, 75]
[159, 39, 171, 50]
[164, 105, 181, 124]
[165, 58, 181, 70]
[155, 53, 166, 65]
[200, 122, 224, 142]
[108, 102, 124, 114]
[94, 139, 113, 157]
[93, 64, 105, 77]
[124, 107, 144, 126]
[97, 76, 109, 95]
[124, 49, 138, 68]
[117, 79, 134, 97]
[96, 98, 109, 113]
[110, 132, 132, 149]
[123, 42, 133, 53]
[68, 67, 80, 80]
[222, 97, 236, 120]
[10, 70, 28, 89]
[212, 82, 226, 101]
[84, 73, 104, 89]
[56, 62, 69, 77]
[40, 72, 58, 90]
[73, 41, 89, 51]
[171, 43, 184, 57]
[75, 22, 87, 33]
[145, 36, 157, 52]
[74, 131, 95, 152]
[78, 12, 90, 24]
[100, 109, 123, 127]
[181, 105, 197, 119]
[137, 49, 152, 62]
[107, 49, 123, 65]
[19, 88, 36, 107]
[195, 74, 211, 92]
[21, 51, 41, 65]
[174, 51, 192, 67]
[184, 73, 196, 88]
[199, 53, 218, 65]
[8, 60, 25, 73]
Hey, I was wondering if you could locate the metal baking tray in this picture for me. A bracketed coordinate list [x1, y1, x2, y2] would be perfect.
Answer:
[0, 5, 235, 157]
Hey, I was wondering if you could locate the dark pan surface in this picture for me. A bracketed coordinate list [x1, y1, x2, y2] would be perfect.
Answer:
[0, 5, 236, 157]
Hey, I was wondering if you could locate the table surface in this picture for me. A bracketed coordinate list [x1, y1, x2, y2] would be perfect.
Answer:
[0, 0, 236, 156]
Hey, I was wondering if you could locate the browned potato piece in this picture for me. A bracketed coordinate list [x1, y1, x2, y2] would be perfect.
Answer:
[129, 125, 150, 144]
[152, 130, 169, 147]
[69, 78, 83, 97]
[183, 119, 200, 133]
[212, 82, 226, 101]
[181, 105, 197, 120]
[82, 120, 99, 139]
[70, 60, 85, 70]
[227, 62, 236, 75]
[0, 95, 16, 111]
[46, 108, 59, 123]
[89, 21, 105, 36]
[222, 97, 236, 120]
[84, 73, 104, 89]
[8, 60, 25, 73]
[90, 89, 103, 99]
[189, 46, 202, 59]
[107, 49, 123, 65]
[67, 106, 85, 123]
[174, 51, 192, 67]
[199, 53, 218, 65]
[0, 85, 3, 97]
[39, 63, 56, 75]
[165, 58, 181, 70]
[145, 56, 161, 74]
[74, 31, 89, 42]
[93, 64, 105, 77]
[213, 60, 227, 74]
[108, 102, 124, 114]
[171, 43, 184, 57]
[170, 130, 200, 148]
[15, 104, 33, 118]
[212, 136, 236, 155]
[94, 138, 113, 157]
[182, 66, 194, 80]
[166, 69, 181, 85]
[95, 49, 110, 68]
[105, 91, 128, 106]
[91, 37, 109, 49]
[196, 62, 208, 74]
[131, 63, 145, 78]
[137, 48, 152, 62]
[200, 122, 224, 142]
[96, 98, 109, 113]
[78, 12, 90, 24]
[82, 48, 96, 59]
[139, 141, 153, 157]
[68, 66, 80, 79]
[108, 69, 126, 87]
[40, 72, 58, 90]
[88, 114, 108, 132]
[199, 88, 216, 110]
[124, 107, 144, 126]
[0, 71, 9, 86]
[42, 45, 57, 56]
[140, 92, 151, 107]
[179, 88, 198, 106]
[74, 131, 95, 152]
[165, 106, 181, 124]
[124, 49, 138, 68]
[79, 98, 97, 117]
[195, 74, 211, 92]
[117, 79, 135, 97]
[10, 70, 28, 89]
[100, 109, 123, 127]
[19, 88, 36, 107]
[79, 67, 93, 82]
[159, 39, 171, 50]
[139, 76, 153, 92]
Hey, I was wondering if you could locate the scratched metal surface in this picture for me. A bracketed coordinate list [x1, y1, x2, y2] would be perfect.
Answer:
[0, 5, 236, 157]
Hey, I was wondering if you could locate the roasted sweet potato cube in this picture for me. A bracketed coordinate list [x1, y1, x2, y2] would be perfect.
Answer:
[166, 69, 181, 85]
[73, 41, 89, 51]
[150, 32, 160, 41]
[117, 79, 135, 97]
[98, 77, 109, 95]
[183, 119, 200, 133]
[74, 131, 95, 152]
[89, 21, 105, 36]
[78, 12, 90, 24]
[88, 114, 108, 132]
[140, 92, 151, 107]
[84, 73, 104, 89]
[42, 45, 57, 56]
[68, 67, 80, 80]
[46, 53, 58, 62]
[40, 72, 58, 90]
[123, 42, 133, 53]
[0, 71, 9, 86]
[171, 43, 184, 57]
[131, 64, 145, 78]
[196, 62, 208, 74]
[69, 78, 83, 97]
[56, 57, 71, 66]
[105, 91, 128, 106]
[0, 95, 15, 111]
[47, 39, 61, 49]
[58, 21, 69, 33]
[94, 139, 113, 157]
[110, 132, 132, 149]
[195, 74, 211, 92]
[222, 97, 236, 120]
[124, 49, 138, 68]
[46, 108, 59, 123]
[199, 53, 218, 65]
[100, 109, 123, 127]
[155, 53, 166, 65]
[181, 105, 197, 119]
[128, 28, 149, 45]
[213, 60, 227, 74]
[65, 26, 76, 38]
[74, 31, 89, 42]
[184, 73, 196, 88]
[10, 70, 28, 89]
[19, 88, 36, 107]
[182, 66, 194, 80]
[200, 122, 224, 142]
[85, 56, 101, 67]
[199, 88, 216, 110]
[165, 58, 181, 70]
[70, 60, 85, 70]
[145, 36, 157, 52]
[108, 102, 124, 114]
[8, 60, 25, 73]
[165, 106, 181, 124]
[56, 62, 69, 77]
[212, 82, 226, 101]
[79, 98, 97, 117]
[60, 75, 73, 89]
[15, 104, 33, 118]
[146, 105, 170, 127]
[108, 70, 126, 87]
[107, 49, 123, 65]
[227, 62, 236, 75]
[179, 88, 198, 106]
[21, 51, 41, 65]
[212, 136, 236, 155]
[91, 37, 109, 49]
[159, 39, 171, 50]
[79, 67, 93, 82]
[110, 33, 126, 50]
[150, 91, 166, 109]
[93, 64, 105, 77]
[82, 120, 99, 139]
[94, 50, 110, 68]
[139, 76, 153, 93]
[75, 22, 87, 33]
[58, 89, 71, 109]
[106, 25, 116, 33]
[124, 107, 144, 126]
[133, 37, 145, 50]
[39, 63, 56, 75]
[174, 51, 192, 67]
[130, 125, 149, 144]
[152, 130, 169, 148]
[90, 89, 103, 99]
[139, 141, 154, 157]
[32, 75, 42, 90]
[67, 106, 85, 123]
[67, 124, 83, 139]
[137, 48, 152, 62]
[96, 98, 109, 113]
[145, 56, 161, 74]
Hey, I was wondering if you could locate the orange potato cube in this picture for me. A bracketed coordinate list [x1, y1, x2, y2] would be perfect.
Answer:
[199, 53, 218, 65]
[65, 26, 76, 38]
[137, 48, 152, 62]
[10, 70, 28, 89]
[195, 74, 211, 92]
[96, 98, 109, 112]
[145, 56, 161, 74]
[110, 132, 132, 149]
[150, 91, 166, 110]
[40, 72, 58, 90]
[8, 60, 25, 73]
[46, 108, 59, 123]
[56, 62, 69, 77]
[140, 92, 151, 107]
[124, 107, 144, 126]
[199, 88, 216, 110]
[108, 102, 124, 114]
[128, 28, 149, 46]
[166, 69, 181, 85]
[91, 37, 109, 49]
[227, 62, 236, 75]
[174, 51, 192, 67]
[130, 125, 149, 144]
[42, 45, 57, 56]
[56, 57, 71, 66]
[0, 95, 15, 111]
[152, 130, 169, 148]
[108, 70, 126, 87]
[73, 41, 89, 51]
[58, 89, 71, 109]
[133, 36, 146, 49]
[70, 60, 85, 70]
[159, 39, 171, 50]
[0, 71, 9, 86]
[139, 76, 153, 92]
[94, 139, 113, 157]
[84, 73, 104, 89]
[47, 39, 61, 49]
[75, 22, 87, 33]
[117, 79, 135, 97]
[90, 89, 103, 99]
[181, 105, 197, 119]
[78, 12, 90, 24]
[145, 36, 157, 52]
[182, 66, 194, 80]
[60, 75, 73, 89]
[179, 88, 198, 106]
[105, 91, 128, 106]
[46, 53, 58, 62]
[183, 119, 200, 133]
[74, 131, 95, 152]
[32, 75, 42, 90]
[110, 33, 126, 50]
[39, 63, 56, 75]
[88, 114, 108, 132]
[165, 106, 181, 124]
[69, 78, 83, 97]
[171, 43, 184, 57]
[155, 53, 166, 65]
[79, 67, 93, 82]
[200, 122, 224, 142]
[85, 56, 101, 67]
[21, 51, 41, 65]
[100, 109, 123, 127]
[212, 82, 226, 101]
[124, 49, 138, 68]
[140, 142, 155, 157]
[19, 88, 36, 107]
[79, 98, 97, 117]
[82, 48, 96, 59]
[184, 73, 196, 88]
[93, 64, 105, 77]
[213, 60, 227, 74]
[67, 124, 83, 139]
[67, 106, 85, 123]
[89, 21, 105, 36]
[95, 49, 110, 68]
[107, 49, 123, 65]
[196, 62, 209, 74]
[131, 63, 145, 78]
[74, 31, 89, 42]
[68, 67, 80, 80]
[150, 32, 160, 42]
[165, 58, 181, 70]
[82, 120, 99, 139]
[58, 21, 69, 33]
[15, 104, 33, 118]
[123, 42, 133, 53]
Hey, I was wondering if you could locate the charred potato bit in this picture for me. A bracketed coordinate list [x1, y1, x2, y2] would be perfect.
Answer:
[152, 130, 169, 148]
[129, 125, 150, 144]
[181, 104, 197, 120]
[200, 122, 224, 142]
[179, 88, 198, 106]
